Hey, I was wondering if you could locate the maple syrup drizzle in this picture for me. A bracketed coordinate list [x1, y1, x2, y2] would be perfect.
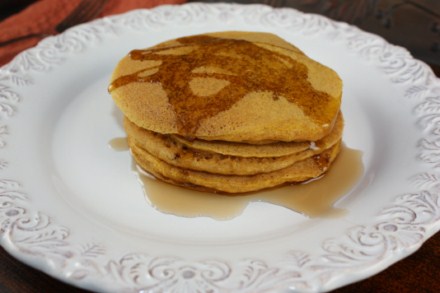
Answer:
[108, 35, 336, 135]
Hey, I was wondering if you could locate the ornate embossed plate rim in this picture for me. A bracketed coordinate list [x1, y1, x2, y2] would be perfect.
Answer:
[0, 3, 439, 293]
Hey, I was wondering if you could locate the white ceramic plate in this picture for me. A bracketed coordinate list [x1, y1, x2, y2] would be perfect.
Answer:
[1, 3, 439, 292]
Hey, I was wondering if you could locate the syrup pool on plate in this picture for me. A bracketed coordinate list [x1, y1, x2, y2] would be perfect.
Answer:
[109, 139, 363, 220]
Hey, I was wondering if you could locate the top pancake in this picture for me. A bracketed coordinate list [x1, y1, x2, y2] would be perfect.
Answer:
[109, 31, 342, 142]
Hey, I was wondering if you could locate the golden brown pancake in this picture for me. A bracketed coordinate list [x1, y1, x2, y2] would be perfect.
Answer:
[129, 139, 341, 194]
[172, 134, 311, 158]
[171, 113, 343, 158]
[124, 113, 343, 175]
[109, 31, 342, 142]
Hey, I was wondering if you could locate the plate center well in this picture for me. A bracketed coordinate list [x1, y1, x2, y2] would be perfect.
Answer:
[50, 71, 372, 245]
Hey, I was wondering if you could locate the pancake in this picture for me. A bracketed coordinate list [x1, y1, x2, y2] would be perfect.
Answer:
[109, 31, 342, 142]
[171, 113, 343, 158]
[172, 134, 311, 158]
[124, 113, 343, 175]
[129, 139, 341, 194]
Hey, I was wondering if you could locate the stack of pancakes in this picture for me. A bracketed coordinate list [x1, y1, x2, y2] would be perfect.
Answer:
[109, 31, 343, 194]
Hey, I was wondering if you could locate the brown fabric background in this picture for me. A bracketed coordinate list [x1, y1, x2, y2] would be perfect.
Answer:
[0, 0, 186, 65]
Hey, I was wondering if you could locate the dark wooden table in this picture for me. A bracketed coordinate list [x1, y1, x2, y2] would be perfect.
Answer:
[1, 1, 439, 292]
